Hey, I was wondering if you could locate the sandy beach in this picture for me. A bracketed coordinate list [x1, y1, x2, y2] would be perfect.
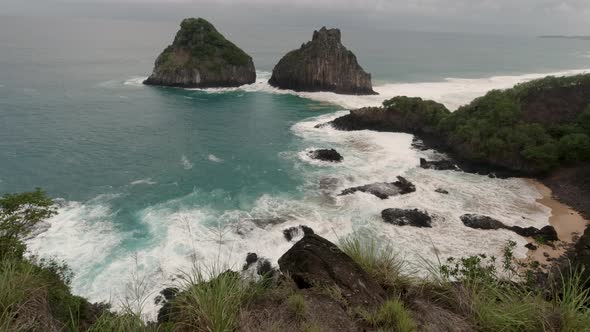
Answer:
[524, 179, 589, 269]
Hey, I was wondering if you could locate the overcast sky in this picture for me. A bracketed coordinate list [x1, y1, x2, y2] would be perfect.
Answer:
[2, 0, 589, 35]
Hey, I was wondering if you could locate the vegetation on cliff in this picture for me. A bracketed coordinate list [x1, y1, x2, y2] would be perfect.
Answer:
[333, 74, 590, 174]
[144, 18, 255, 88]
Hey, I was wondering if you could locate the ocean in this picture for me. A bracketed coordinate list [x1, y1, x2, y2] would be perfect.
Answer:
[1, 15, 589, 317]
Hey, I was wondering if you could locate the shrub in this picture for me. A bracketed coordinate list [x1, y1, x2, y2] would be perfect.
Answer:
[359, 298, 417, 332]
[287, 293, 307, 320]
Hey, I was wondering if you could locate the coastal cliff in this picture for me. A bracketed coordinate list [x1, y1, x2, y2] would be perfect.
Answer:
[331, 74, 590, 177]
[144, 18, 256, 88]
[269, 27, 376, 95]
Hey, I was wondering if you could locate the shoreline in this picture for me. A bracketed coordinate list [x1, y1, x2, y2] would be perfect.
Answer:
[524, 179, 588, 268]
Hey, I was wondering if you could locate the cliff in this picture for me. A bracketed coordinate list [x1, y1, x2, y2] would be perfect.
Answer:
[144, 18, 256, 88]
[331, 74, 590, 176]
[268, 27, 376, 95]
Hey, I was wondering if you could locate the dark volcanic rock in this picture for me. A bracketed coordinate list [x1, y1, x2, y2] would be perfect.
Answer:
[460, 214, 506, 230]
[307, 149, 343, 162]
[278, 234, 385, 308]
[420, 158, 458, 171]
[536, 225, 559, 242]
[144, 18, 255, 88]
[381, 208, 432, 228]
[243, 252, 259, 270]
[269, 27, 376, 95]
[339, 176, 415, 199]
[283, 225, 315, 242]
[435, 188, 449, 194]
[156, 287, 179, 323]
[461, 214, 559, 242]
[525, 243, 538, 250]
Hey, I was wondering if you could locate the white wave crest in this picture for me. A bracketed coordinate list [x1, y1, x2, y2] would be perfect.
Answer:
[181, 155, 193, 170]
[130, 178, 157, 186]
[208, 154, 223, 163]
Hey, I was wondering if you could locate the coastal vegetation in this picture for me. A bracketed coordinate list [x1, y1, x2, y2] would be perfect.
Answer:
[333, 74, 590, 174]
[2, 188, 590, 331]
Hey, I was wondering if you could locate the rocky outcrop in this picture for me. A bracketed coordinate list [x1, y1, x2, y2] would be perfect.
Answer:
[144, 18, 255, 88]
[339, 176, 416, 199]
[283, 225, 315, 242]
[278, 234, 385, 307]
[420, 158, 458, 171]
[461, 214, 559, 242]
[307, 149, 343, 162]
[269, 27, 376, 95]
[381, 208, 433, 228]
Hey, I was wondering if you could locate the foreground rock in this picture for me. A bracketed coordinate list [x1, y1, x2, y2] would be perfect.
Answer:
[278, 234, 385, 307]
[307, 149, 343, 162]
[461, 214, 559, 242]
[144, 18, 255, 88]
[381, 208, 432, 228]
[339, 176, 415, 199]
[269, 27, 376, 95]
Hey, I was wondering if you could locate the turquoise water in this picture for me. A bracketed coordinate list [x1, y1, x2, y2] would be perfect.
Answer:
[1, 16, 590, 316]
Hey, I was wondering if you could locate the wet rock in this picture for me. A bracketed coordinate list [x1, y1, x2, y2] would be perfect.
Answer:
[525, 243, 538, 250]
[243, 252, 258, 270]
[381, 208, 433, 228]
[419, 158, 458, 171]
[536, 225, 559, 242]
[278, 234, 385, 308]
[460, 214, 505, 230]
[156, 288, 179, 323]
[283, 225, 316, 242]
[307, 149, 343, 162]
[435, 188, 449, 194]
[269, 27, 375, 95]
[461, 214, 559, 243]
[283, 227, 299, 242]
[339, 176, 415, 199]
[510, 226, 540, 238]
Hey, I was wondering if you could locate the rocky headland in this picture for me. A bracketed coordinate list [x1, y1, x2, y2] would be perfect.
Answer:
[269, 27, 376, 95]
[144, 18, 256, 88]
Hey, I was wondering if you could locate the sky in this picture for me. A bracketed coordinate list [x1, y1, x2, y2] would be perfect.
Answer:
[1, 0, 589, 35]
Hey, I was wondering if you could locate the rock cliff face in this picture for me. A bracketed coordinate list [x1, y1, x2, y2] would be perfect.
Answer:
[269, 27, 376, 95]
[144, 18, 255, 88]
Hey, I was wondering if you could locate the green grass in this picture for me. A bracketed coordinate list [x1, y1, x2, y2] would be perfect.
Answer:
[168, 263, 264, 332]
[287, 293, 307, 320]
[359, 298, 417, 332]
[339, 235, 409, 290]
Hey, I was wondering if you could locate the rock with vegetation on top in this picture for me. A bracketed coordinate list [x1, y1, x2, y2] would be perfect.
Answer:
[144, 18, 255, 88]
[278, 233, 385, 308]
[269, 27, 376, 95]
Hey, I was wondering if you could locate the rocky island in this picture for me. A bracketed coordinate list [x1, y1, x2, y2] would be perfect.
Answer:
[144, 18, 256, 88]
[269, 27, 376, 95]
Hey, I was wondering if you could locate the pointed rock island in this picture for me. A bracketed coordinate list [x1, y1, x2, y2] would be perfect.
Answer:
[269, 27, 376, 95]
[144, 18, 256, 88]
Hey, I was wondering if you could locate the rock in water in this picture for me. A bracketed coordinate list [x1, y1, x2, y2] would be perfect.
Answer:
[339, 176, 416, 199]
[460, 214, 506, 230]
[381, 208, 433, 228]
[144, 18, 255, 88]
[278, 234, 385, 308]
[307, 149, 343, 162]
[269, 27, 376, 95]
